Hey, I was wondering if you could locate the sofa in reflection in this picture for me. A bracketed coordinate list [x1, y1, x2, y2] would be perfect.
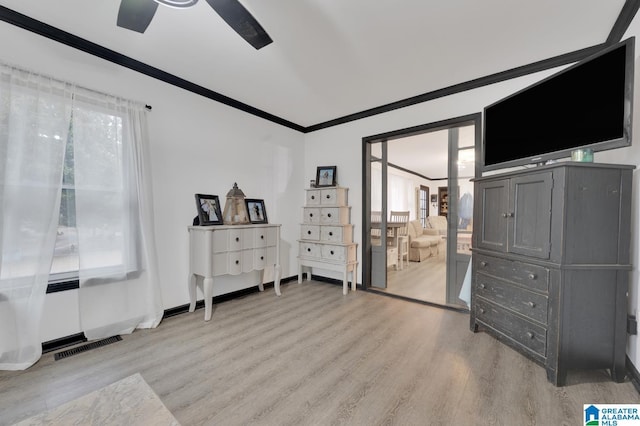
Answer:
[407, 216, 446, 262]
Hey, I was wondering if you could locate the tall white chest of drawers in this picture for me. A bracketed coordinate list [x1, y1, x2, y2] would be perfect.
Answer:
[298, 186, 358, 294]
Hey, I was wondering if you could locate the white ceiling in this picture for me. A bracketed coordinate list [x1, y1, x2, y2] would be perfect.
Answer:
[0, 0, 627, 129]
[0, 1, 629, 178]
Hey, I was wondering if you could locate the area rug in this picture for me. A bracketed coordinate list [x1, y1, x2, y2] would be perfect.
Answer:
[13, 373, 180, 426]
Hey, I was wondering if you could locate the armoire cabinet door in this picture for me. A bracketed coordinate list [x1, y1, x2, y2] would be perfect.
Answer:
[475, 179, 509, 252]
[508, 172, 552, 259]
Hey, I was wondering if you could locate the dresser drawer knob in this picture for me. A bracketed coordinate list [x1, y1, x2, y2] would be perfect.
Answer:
[527, 301, 536, 308]
[328, 213, 332, 218]
[480, 261, 487, 267]
[309, 213, 313, 217]
[260, 235, 264, 239]
[307, 248, 311, 252]
[329, 231, 333, 236]
[260, 256, 264, 260]
[526, 332, 535, 339]
[235, 260, 239, 265]
[330, 250, 335, 255]
[326, 194, 331, 199]
[479, 283, 486, 289]
[235, 237, 240, 242]
[311, 195, 315, 200]
[307, 230, 311, 235]
[528, 273, 537, 280]
[479, 308, 485, 314]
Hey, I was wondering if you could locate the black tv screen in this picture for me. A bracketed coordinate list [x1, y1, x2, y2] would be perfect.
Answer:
[483, 37, 634, 171]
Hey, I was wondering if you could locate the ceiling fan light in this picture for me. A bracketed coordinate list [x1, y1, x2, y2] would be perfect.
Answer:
[153, 0, 198, 8]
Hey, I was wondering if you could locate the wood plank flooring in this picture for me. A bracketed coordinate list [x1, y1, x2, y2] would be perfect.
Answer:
[1, 281, 638, 425]
[382, 255, 450, 306]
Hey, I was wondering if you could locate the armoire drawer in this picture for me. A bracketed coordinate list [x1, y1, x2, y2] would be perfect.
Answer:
[475, 254, 549, 292]
[475, 298, 547, 358]
[475, 275, 548, 325]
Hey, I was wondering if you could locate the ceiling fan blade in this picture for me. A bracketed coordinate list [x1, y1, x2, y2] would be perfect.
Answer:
[204, 0, 273, 50]
[117, 0, 159, 33]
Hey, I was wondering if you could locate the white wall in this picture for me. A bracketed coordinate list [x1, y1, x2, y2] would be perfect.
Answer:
[0, 22, 305, 342]
[303, 39, 640, 372]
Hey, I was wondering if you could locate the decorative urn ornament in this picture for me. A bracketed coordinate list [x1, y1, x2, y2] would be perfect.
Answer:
[222, 182, 250, 225]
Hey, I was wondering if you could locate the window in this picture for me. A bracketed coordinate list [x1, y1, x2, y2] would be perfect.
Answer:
[419, 185, 429, 227]
[49, 107, 129, 285]
[50, 119, 78, 283]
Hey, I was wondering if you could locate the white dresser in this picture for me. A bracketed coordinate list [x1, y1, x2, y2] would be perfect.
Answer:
[188, 224, 281, 321]
[298, 186, 357, 294]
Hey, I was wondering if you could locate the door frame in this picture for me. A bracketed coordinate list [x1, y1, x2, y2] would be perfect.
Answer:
[361, 113, 482, 305]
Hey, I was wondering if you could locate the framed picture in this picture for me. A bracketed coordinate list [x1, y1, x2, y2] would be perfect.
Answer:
[195, 194, 223, 225]
[245, 199, 268, 224]
[316, 166, 337, 187]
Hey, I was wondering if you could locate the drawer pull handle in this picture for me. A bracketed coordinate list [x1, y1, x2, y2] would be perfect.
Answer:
[260, 256, 264, 260]
[307, 248, 311, 252]
[328, 213, 332, 218]
[326, 194, 331, 199]
[235, 260, 239, 265]
[311, 195, 315, 200]
[479, 283, 486, 289]
[307, 230, 311, 235]
[527, 301, 536, 308]
[526, 332, 535, 339]
[528, 273, 537, 280]
[235, 237, 240, 242]
[479, 308, 485, 314]
[309, 213, 313, 217]
[261, 235, 264, 239]
[330, 250, 335, 255]
[507, 212, 514, 217]
[501, 213, 508, 218]
[329, 231, 333, 236]
[480, 261, 487, 267]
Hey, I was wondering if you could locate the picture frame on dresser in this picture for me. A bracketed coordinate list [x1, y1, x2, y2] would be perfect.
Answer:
[195, 193, 223, 225]
[246, 198, 268, 224]
[316, 166, 337, 187]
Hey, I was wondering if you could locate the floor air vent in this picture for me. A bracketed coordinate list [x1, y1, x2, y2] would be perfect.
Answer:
[54, 335, 122, 361]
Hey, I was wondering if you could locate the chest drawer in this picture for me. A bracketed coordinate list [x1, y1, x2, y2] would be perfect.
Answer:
[475, 298, 547, 358]
[299, 242, 321, 258]
[320, 207, 350, 225]
[320, 225, 353, 243]
[475, 275, 548, 325]
[301, 224, 320, 240]
[302, 207, 321, 224]
[475, 254, 549, 292]
[321, 244, 356, 262]
[320, 188, 348, 205]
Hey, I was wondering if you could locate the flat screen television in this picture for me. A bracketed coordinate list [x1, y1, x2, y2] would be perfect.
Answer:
[482, 37, 634, 171]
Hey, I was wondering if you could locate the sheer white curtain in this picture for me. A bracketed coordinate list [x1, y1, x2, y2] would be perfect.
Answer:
[72, 88, 163, 340]
[371, 164, 415, 218]
[0, 64, 72, 370]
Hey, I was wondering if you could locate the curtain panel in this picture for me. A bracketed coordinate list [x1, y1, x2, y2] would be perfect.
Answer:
[0, 65, 72, 370]
[0, 63, 163, 370]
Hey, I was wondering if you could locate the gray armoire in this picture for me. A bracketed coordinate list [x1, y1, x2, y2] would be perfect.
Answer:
[470, 162, 633, 386]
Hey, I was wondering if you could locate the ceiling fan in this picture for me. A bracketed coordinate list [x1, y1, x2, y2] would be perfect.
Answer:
[117, 0, 272, 50]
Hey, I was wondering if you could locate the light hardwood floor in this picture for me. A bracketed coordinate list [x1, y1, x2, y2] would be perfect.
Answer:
[1, 281, 638, 425]
[381, 255, 450, 306]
